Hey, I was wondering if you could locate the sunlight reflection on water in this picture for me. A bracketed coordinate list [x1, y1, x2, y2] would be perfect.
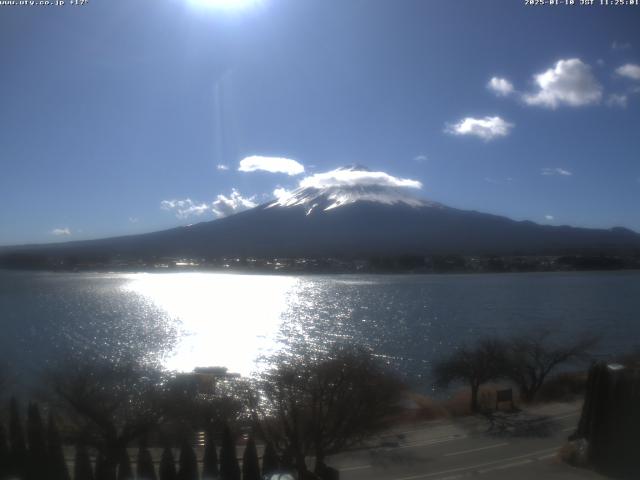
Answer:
[123, 273, 299, 375]
[2, 270, 640, 393]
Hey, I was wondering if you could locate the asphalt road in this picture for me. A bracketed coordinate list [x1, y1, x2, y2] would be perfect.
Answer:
[327, 402, 607, 480]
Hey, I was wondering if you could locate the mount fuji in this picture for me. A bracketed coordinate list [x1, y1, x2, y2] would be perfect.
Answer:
[2, 166, 639, 263]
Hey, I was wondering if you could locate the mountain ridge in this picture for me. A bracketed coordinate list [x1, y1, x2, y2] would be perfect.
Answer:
[2, 197, 639, 262]
[2, 164, 639, 264]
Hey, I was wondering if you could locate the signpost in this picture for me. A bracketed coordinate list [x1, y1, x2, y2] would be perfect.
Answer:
[495, 388, 515, 411]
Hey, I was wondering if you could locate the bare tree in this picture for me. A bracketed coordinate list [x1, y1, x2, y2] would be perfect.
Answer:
[434, 338, 507, 413]
[45, 359, 165, 472]
[160, 373, 247, 434]
[251, 346, 405, 477]
[503, 331, 596, 403]
[617, 347, 640, 368]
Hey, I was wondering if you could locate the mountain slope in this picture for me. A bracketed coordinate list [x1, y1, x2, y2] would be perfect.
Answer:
[2, 165, 639, 261]
[3, 197, 639, 261]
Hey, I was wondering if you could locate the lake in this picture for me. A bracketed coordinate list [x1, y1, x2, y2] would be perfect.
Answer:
[1, 269, 639, 391]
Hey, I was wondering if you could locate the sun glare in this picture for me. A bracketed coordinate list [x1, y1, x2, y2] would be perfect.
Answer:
[124, 273, 297, 375]
[188, 0, 259, 10]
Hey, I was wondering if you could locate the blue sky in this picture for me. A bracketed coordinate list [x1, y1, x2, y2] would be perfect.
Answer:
[1, 0, 639, 245]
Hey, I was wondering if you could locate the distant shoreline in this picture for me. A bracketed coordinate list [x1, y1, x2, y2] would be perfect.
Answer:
[1, 253, 640, 276]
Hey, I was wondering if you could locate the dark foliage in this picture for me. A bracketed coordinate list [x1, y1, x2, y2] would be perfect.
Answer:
[48, 412, 71, 480]
[434, 339, 507, 413]
[137, 442, 157, 480]
[26, 402, 47, 479]
[74, 443, 95, 480]
[9, 398, 27, 478]
[159, 447, 177, 480]
[201, 433, 219, 480]
[219, 425, 240, 480]
[117, 448, 134, 480]
[95, 452, 116, 480]
[0, 423, 10, 478]
[261, 442, 278, 477]
[177, 439, 198, 480]
[242, 437, 260, 480]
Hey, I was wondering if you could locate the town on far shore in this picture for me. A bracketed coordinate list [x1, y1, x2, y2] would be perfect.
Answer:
[2, 251, 639, 274]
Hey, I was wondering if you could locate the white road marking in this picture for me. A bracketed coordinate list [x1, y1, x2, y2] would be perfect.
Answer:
[396, 436, 468, 449]
[376, 410, 579, 449]
[477, 458, 533, 473]
[537, 453, 557, 460]
[443, 442, 509, 457]
[391, 447, 558, 480]
[340, 464, 372, 471]
[340, 408, 578, 478]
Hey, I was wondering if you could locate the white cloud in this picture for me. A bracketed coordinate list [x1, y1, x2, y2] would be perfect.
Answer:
[484, 177, 513, 185]
[606, 94, 628, 108]
[128, 217, 139, 224]
[487, 77, 515, 97]
[51, 228, 71, 236]
[545, 215, 555, 221]
[211, 189, 257, 218]
[161, 199, 210, 219]
[541, 167, 572, 176]
[298, 168, 422, 190]
[216, 164, 229, 171]
[238, 155, 304, 175]
[161, 190, 257, 220]
[612, 41, 631, 51]
[445, 116, 514, 141]
[523, 59, 602, 108]
[269, 167, 426, 211]
[414, 154, 428, 163]
[615, 63, 640, 81]
[273, 187, 293, 202]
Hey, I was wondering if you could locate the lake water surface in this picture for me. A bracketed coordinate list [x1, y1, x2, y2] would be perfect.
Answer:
[1, 269, 639, 390]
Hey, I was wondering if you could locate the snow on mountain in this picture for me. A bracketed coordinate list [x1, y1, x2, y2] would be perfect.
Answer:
[267, 165, 440, 214]
[3, 165, 639, 263]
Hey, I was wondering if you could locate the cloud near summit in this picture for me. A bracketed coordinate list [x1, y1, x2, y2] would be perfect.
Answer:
[161, 190, 257, 219]
[211, 190, 257, 218]
[298, 168, 422, 189]
[238, 155, 305, 175]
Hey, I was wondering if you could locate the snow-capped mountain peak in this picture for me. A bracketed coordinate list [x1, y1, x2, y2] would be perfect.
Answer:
[267, 165, 439, 214]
